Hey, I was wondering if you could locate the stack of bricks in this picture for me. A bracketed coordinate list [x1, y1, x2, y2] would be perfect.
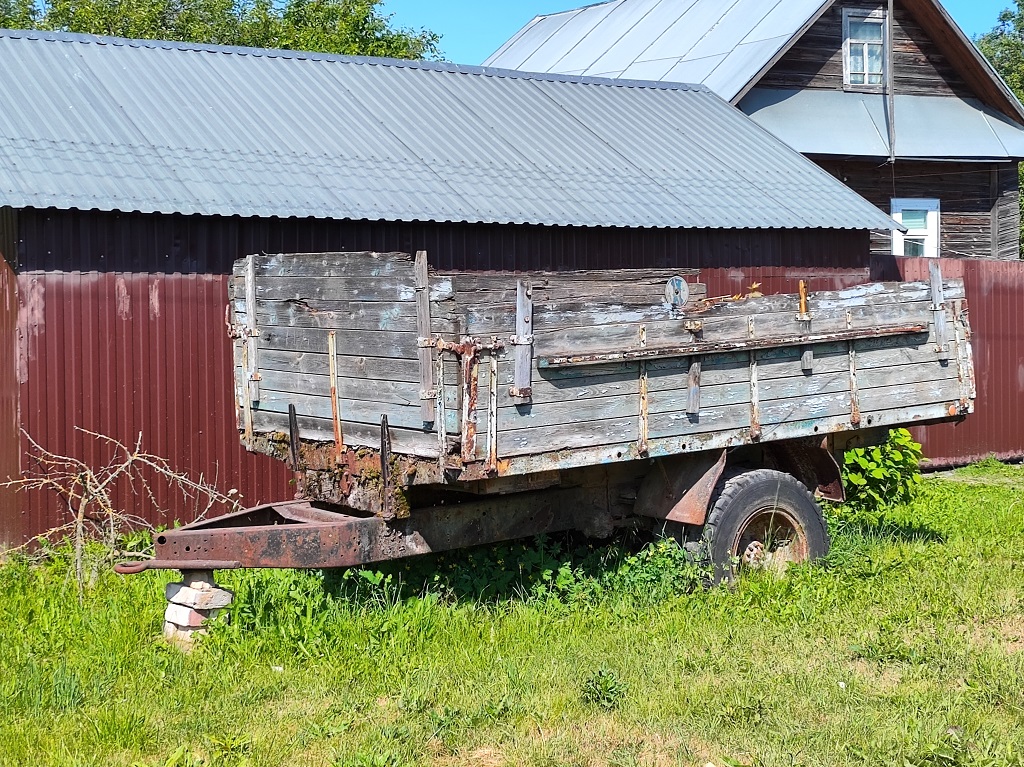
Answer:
[163, 570, 234, 648]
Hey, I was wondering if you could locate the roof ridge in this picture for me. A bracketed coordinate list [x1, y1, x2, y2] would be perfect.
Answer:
[0, 26, 711, 93]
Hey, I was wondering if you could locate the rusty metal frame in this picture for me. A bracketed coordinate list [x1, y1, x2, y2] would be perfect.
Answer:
[116, 487, 596, 573]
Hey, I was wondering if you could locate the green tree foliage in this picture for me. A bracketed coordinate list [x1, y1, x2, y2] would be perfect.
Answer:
[978, 3, 1024, 97]
[1, 0, 441, 59]
[0, 0, 38, 28]
[979, 5, 1024, 256]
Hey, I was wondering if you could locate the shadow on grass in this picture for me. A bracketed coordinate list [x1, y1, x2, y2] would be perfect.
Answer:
[318, 528, 699, 607]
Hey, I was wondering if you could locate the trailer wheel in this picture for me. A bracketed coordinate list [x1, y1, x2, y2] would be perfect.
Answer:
[693, 469, 829, 582]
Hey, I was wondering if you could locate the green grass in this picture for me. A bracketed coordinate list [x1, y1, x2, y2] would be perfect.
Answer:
[3, 467, 1024, 767]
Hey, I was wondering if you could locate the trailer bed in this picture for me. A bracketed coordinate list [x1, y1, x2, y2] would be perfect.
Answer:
[229, 251, 974, 515]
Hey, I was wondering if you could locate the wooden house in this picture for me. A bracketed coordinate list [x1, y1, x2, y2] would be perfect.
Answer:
[487, 0, 1024, 261]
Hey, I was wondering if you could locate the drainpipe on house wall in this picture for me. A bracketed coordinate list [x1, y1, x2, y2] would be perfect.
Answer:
[887, 0, 896, 164]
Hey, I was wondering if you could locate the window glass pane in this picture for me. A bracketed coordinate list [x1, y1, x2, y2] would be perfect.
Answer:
[850, 72, 865, 84]
[901, 210, 929, 230]
[867, 43, 883, 73]
[850, 45, 864, 73]
[850, 19, 883, 42]
[904, 238, 926, 257]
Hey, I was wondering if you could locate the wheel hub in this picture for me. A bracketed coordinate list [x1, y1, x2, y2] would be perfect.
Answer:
[733, 508, 809, 573]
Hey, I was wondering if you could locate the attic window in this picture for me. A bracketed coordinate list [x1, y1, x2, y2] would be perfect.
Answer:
[844, 9, 886, 89]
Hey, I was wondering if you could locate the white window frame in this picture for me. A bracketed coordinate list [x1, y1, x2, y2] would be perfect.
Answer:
[891, 199, 941, 258]
[843, 8, 887, 92]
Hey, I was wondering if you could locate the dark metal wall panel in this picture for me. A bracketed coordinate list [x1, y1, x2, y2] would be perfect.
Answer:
[0, 257, 20, 547]
[13, 208, 873, 539]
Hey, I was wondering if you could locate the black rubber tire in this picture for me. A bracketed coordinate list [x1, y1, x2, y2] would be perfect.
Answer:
[692, 468, 830, 582]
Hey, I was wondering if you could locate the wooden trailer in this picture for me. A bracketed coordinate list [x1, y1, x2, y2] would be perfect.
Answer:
[118, 251, 974, 577]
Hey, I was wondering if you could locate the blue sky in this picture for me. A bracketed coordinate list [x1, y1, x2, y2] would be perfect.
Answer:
[380, 1, 1012, 66]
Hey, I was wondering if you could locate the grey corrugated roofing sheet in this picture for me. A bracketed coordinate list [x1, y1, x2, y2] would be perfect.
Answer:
[485, 0, 829, 101]
[0, 28, 898, 230]
[486, 0, 1024, 159]
[741, 88, 1024, 159]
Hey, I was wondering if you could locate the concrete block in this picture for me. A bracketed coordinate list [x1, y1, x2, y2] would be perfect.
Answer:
[166, 583, 234, 610]
[181, 570, 216, 590]
[165, 602, 208, 628]
[163, 621, 199, 646]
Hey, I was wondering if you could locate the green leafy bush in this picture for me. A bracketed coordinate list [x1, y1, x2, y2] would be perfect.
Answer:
[581, 666, 628, 710]
[842, 428, 924, 512]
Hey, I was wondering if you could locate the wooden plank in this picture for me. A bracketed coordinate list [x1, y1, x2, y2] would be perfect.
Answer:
[465, 293, 710, 336]
[236, 299, 459, 333]
[532, 295, 944, 362]
[252, 368, 460, 410]
[499, 416, 638, 458]
[250, 410, 440, 459]
[253, 251, 412, 278]
[255, 275, 454, 303]
[258, 325, 418, 359]
[539, 320, 930, 368]
[254, 389, 460, 434]
[930, 261, 951, 361]
[257, 348, 460, 384]
[415, 251, 436, 423]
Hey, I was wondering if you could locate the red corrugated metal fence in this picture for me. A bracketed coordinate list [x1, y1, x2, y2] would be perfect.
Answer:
[886, 257, 1024, 468]
[0, 259, 19, 548]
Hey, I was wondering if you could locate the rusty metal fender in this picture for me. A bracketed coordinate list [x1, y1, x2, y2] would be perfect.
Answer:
[764, 437, 845, 503]
[633, 449, 727, 527]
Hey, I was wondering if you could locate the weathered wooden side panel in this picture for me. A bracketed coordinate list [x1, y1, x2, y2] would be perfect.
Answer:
[232, 252, 973, 513]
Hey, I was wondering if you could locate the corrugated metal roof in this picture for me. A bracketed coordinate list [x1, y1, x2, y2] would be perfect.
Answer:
[484, 0, 829, 102]
[741, 89, 1024, 160]
[485, 0, 1024, 160]
[0, 29, 898, 230]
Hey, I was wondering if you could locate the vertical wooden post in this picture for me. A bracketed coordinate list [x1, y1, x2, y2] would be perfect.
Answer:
[243, 254, 261, 406]
[510, 280, 534, 401]
[488, 354, 499, 472]
[686, 359, 701, 415]
[638, 325, 649, 455]
[799, 280, 813, 372]
[847, 309, 861, 427]
[415, 251, 437, 424]
[748, 317, 760, 440]
[436, 351, 447, 469]
[929, 260, 951, 362]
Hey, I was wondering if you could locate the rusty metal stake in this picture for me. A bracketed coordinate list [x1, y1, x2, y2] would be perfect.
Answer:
[328, 330, 345, 463]
[380, 414, 395, 521]
[288, 403, 306, 495]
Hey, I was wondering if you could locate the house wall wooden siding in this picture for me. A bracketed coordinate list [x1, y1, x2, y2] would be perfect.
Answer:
[760, 0, 972, 97]
[817, 160, 1021, 260]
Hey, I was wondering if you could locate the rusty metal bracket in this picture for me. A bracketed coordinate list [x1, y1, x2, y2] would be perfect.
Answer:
[434, 336, 505, 464]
